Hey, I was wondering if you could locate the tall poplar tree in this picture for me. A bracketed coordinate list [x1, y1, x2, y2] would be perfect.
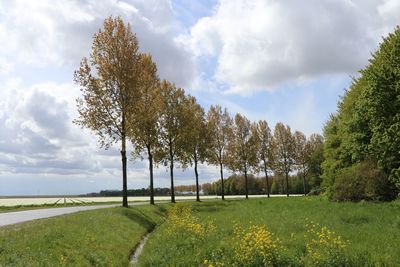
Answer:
[181, 96, 209, 202]
[158, 80, 186, 203]
[294, 131, 310, 196]
[206, 105, 232, 200]
[227, 114, 258, 199]
[74, 16, 140, 207]
[273, 123, 295, 197]
[129, 54, 161, 205]
[255, 120, 274, 197]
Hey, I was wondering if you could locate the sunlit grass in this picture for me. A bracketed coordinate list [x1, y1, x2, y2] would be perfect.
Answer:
[1, 197, 399, 266]
[138, 197, 400, 266]
[0, 205, 166, 266]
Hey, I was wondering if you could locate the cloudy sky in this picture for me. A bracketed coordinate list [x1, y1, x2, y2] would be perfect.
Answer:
[0, 0, 399, 195]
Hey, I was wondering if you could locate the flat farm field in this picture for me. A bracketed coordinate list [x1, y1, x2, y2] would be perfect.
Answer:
[0, 194, 298, 207]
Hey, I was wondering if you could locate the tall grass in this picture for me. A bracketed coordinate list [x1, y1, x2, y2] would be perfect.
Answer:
[138, 197, 400, 266]
[0, 205, 166, 266]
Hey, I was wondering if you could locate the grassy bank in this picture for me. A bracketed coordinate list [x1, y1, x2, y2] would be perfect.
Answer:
[1, 197, 399, 266]
[138, 197, 400, 266]
[0, 205, 166, 266]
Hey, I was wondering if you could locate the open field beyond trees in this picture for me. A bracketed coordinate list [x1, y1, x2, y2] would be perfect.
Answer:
[0, 195, 295, 208]
[1, 197, 399, 266]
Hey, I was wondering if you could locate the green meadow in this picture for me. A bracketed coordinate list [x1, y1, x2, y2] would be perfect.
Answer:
[0, 205, 165, 266]
[138, 197, 400, 266]
[1, 197, 400, 266]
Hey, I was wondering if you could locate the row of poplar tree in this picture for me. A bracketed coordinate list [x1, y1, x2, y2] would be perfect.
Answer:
[74, 16, 322, 206]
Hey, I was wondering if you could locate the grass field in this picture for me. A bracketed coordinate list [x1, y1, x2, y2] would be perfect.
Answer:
[1, 197, 399, 266]
[0, 205, 165, 266]
[138, 197, 400, 266]
[0, 195, 297, 214]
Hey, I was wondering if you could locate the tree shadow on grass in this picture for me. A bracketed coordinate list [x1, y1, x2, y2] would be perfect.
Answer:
[340, 214, 370, 225]
[153, 205, 167, 218]
[191, 200, 232, 213]
[121, 209, 159, 231]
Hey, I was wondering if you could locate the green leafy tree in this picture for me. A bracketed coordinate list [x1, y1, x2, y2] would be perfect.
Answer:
[307, 134, 325, 192]
[158, 80, 186, 203]
[206, 105, 232, 200]
[74, 16, 141, 207]
[255, 120, 274, 197]
[358, 27, 400, 191]
[273, 123, 295, 197]
[227, 114, 258, 199]
[322, 26, 400, 200]
[128, 54, 161, 205]
[294, 132, 324, 195]
[321, 114, 344, 192]
[180, 96, 209, 202]
[294, 131, 310, 195]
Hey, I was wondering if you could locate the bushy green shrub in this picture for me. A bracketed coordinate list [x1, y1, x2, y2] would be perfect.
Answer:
[331, 161, 397, 201]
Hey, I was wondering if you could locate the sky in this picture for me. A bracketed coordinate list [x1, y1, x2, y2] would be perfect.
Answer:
[0, 0, 400, 195]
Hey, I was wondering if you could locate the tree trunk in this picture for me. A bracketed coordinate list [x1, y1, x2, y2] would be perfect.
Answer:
[121, 134, 128, 208]
[169, 147, 175, 203]
[303, 164, 307, 195]
[147, 146, 155, 205]
[244, 166, 249, 199]
[219, 161, 225, 200]
[264, 163, 270, 198]
[285, 171, 290, 197]
[194, 153, 200, 202]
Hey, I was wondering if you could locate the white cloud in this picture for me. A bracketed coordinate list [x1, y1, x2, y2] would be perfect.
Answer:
[0, 0, 196, 87]
[0, 77, 220, 193]
[0, 80, 96, 174]
[183, 0, 400, 95]
[0, 0, 205, 194]
[4, 0, 399, 194]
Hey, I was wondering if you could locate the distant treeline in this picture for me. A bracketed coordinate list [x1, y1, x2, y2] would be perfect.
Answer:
[199, 173, 321, 195]
[84, 188, 170, 197]
[85, 170, 323, 197]
[85, 187, 202, 197]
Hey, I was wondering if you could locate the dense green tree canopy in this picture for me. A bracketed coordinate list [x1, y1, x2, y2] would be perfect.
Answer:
[322, 26, 400, 200]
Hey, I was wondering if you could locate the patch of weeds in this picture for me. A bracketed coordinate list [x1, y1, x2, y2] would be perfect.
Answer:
[340, 214, 370, 225]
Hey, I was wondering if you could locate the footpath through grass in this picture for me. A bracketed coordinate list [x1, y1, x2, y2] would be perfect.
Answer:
[138, 197, 400, 266]
[0, 205, 166, 266]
